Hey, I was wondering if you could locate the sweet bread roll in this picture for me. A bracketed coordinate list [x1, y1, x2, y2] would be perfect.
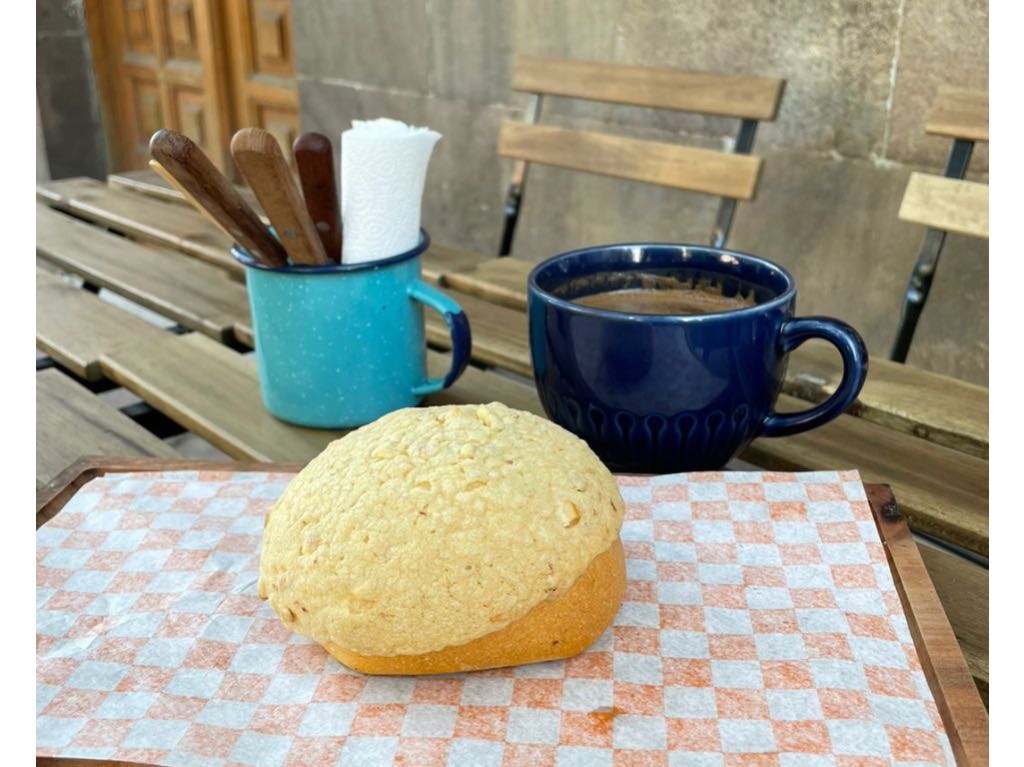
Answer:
[258, 402, 625, 674]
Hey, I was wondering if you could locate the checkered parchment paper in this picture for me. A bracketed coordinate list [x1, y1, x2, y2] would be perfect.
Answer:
[37, 470, 953, 767]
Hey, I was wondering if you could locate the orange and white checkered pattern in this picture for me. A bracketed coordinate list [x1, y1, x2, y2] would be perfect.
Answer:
[37, 470, 953, 766]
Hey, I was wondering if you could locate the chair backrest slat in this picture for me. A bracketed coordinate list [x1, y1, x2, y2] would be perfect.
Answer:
[925, 85, 988, 143]
[498, 122, 762, 200]
[511, 55, 785, 121]
[898, 172, 989, 239]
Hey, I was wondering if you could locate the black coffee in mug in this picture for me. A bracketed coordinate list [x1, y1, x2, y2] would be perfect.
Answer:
[564, 270, 762, 316]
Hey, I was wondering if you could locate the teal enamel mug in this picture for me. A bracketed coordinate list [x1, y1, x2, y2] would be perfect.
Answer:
[232, 231, 471, 428]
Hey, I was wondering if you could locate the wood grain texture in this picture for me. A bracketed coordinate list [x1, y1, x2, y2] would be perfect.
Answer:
[231, 127, 328, 264]
[148, 159, 224, 232]
[427, 352, 542, 415]
[498, 122, 763, 200]
[441, 256, 535, 310]
[293, 132, 342, 261]
[438, 256, 990, 459]
[36, 369, 178, 489]
[899, 172, 989, 239]
[512, 55, 785, 120]
[37, 178, 244, 277]
[917, 538, 988, 702]
[424, 287, 532, 377]
[926, 85, 989, 142]
[109, 168, 265, 218]
[420, 242, 488, 284]
[36, 267, 168, 381]
[785, 342, 988, 459]
[99, 333, 343, 463]
[37, 205, 250, 342]
[150, 129, 287, 266]
[868, 486, 988, 765]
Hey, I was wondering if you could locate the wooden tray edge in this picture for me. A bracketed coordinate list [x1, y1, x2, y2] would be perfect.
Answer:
[36, 460, 988, 766]
[866, 485, 988, 766]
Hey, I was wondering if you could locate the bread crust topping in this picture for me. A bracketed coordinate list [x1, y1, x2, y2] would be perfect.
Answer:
[259, 402, 625, 657]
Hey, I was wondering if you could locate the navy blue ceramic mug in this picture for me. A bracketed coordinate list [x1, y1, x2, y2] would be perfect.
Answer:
[528, 244, 868, 472]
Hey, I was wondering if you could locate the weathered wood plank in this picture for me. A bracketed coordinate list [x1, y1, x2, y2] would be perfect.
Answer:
[37, 204, 250, 342]
[424, 288, 532, 377]
[36, 368, 179, 488]
[917, 539, 988, 703]
[37, 177, 244, 276]
[785, 341, 988, 460]
[498, 122, 762, 200]
[36, 267, 169, 381]
[109, 167, 264, 215]
[441, 256, 535, 310]
[870, 486, 988, 765]
[421, 242, 489, 285]
[926, 85, 988, 142]
[513, 55, 785, 121]
[99, 333, 344, 463]
[899, 172, 989, 239]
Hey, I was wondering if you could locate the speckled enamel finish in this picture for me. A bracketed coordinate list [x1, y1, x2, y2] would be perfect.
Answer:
[234, 232, 470, 428]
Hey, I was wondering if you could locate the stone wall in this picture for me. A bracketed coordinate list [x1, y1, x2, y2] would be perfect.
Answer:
[36, 0, 108, 181]
[297, 1, 988, 382]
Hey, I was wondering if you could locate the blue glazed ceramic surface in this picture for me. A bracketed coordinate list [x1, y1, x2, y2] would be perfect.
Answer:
[528, 243, 868, 472]
[234, 231, 471, 428]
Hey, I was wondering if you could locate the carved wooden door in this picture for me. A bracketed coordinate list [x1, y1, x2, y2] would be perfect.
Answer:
[222, 0, 300, 162]
[86, 1, 298, 173]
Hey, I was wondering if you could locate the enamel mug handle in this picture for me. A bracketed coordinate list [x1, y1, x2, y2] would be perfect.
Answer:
[761, 317, 868, 438]
[409, 280, 472, 396]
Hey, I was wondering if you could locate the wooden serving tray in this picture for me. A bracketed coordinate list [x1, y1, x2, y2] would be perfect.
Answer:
[36, 458, 989, 767]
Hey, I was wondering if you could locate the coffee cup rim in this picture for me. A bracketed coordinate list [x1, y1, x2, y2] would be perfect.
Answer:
[527, 242, 797, 322]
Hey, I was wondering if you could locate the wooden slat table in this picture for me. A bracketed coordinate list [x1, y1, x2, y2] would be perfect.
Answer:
[35, 176, 989, 706]
[35, 368, 179, 489]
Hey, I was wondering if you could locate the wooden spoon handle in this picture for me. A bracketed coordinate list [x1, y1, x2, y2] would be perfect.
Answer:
[148, 159, 223, 232]
[231, 128, 329, 265]
[148, 129, 287, 268]
[293, 132, 342, 262]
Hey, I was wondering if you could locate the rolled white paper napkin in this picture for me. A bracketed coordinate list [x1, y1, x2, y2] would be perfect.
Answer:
[340, 118, 442, 264]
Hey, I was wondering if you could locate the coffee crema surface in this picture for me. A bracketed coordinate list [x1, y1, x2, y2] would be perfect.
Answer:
[573, 286, 757, 316]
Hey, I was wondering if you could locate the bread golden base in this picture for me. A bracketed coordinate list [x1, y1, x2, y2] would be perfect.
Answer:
[324, 539, 625, 675]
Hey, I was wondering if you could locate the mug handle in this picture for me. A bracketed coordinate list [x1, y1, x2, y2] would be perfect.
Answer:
[761, 317, 869, 438]
[409, 280, 472, 396]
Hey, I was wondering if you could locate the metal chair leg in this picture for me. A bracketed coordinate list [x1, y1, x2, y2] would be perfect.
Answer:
[710, 119, 759, 248]
[890, 139, 974, 362]
[890, 228, 948, 363]
[498, 185, 522, 257]
[497, 94, 543, 257]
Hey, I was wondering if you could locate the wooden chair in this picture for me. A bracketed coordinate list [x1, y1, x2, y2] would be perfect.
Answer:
[891, 86, 988, 362]
[496, 55, 785, 255]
